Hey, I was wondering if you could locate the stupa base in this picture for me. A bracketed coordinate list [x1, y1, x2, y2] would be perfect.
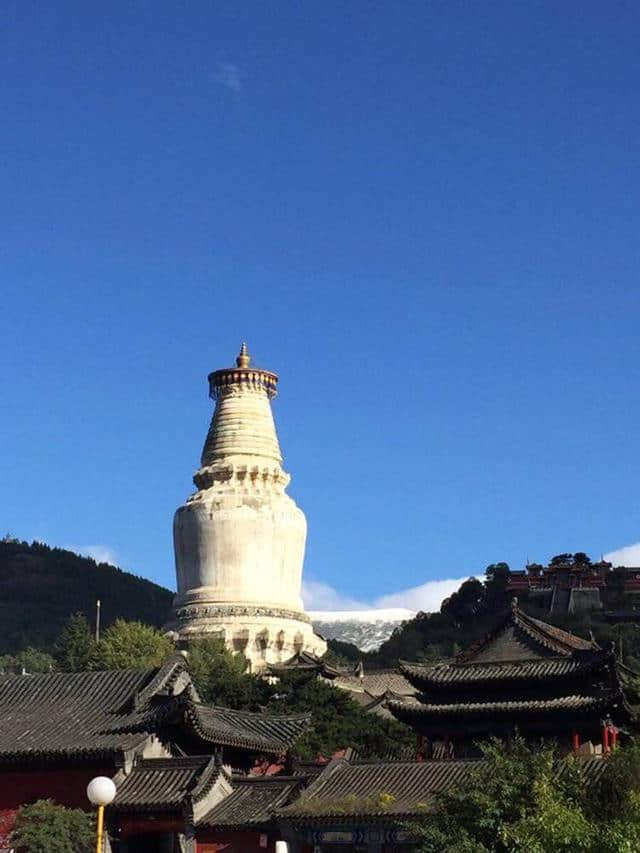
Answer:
[165, 603, 327, 672]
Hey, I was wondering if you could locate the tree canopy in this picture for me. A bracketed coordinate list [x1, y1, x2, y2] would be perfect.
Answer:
[0, 647, 57, 675]
[412, 736, 640, 853]
[269, 672, 413, 760]
[89, 619, 174, 670]
[12, 800, 94, 853]
[186, 637, 272, 710]
[0, 538, 172, 653]
[186, 640, 413, 759]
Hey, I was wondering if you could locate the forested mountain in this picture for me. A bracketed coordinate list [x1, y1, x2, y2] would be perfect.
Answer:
[4, 538, 640, 674]
[0, 539, 173, 653]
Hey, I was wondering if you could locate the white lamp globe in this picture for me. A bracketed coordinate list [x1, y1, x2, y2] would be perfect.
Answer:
[87, 776, 116, 807]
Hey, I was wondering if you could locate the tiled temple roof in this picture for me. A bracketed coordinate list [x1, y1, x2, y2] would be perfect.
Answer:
[332, 669, 415, 698]
[199, 776, 303, 828]
[114, 756, 219, 812]
[0, 655, 310, 763]
[400, 651, 611, 689]
[185, 704, 311, 753]
[388, 694, 614, 721]
[267, 652, 339, 679]
[388, 605, 637, 731]
[115, 752, 615, 826]
[281, 758, 478, 819]
[0, 664, 176, 763]
[457, 601, 596, 663]
[516, 611, 596, 653]
[115, 759, 304, 826]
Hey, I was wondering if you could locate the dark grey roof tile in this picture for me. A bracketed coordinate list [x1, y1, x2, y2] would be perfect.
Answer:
[282, 758, 478, 818]
[186, 704, 310, 753]
[114, 756, 218, 812]
[388, 694, 611, 719]
[400, 652, 610, 688]
[199, 777, 302, 828]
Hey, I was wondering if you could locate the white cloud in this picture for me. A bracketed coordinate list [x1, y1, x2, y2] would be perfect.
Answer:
[375, 577, 470, 611]
[604, 542, 640, 567]
[214, 62, 242, 92]
[301, 579, 367, 611]
[66, 544, 119, 566]
[302, 576, 469, 613]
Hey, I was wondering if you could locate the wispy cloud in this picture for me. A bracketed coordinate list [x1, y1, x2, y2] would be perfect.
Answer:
[302, 576, 469, 613]
[604, 542, 640, 567]
[375, 577, 469, 611]
[214, 62, 242, 93]
[301, 580, 367, 611]
[66, 544, 119, 566]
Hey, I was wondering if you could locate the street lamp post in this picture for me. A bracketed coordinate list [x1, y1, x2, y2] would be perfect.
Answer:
[87, 776, 116, 853]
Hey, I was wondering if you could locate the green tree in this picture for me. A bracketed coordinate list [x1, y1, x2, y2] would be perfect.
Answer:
[56, 613, 95, 671]
[324, 639, 362, 666]
[0, 648, 57, 674]
[591, 737, 640, 822]
[502, 774, 595, 853]
[550, 553, 574, 566]
[596, 791, 640, 852]
[269, 673, 413, 760]
[412, 737, 594, 853]
[89, 619, 174, 669]
[187, 637, 273, 710]
[12, 799, 94, 853]
[411, 737, 640, 853]
[440, 578, 485, 628]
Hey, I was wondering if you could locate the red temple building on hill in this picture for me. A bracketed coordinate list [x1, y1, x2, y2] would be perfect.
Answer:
[507, 555, 640, 615]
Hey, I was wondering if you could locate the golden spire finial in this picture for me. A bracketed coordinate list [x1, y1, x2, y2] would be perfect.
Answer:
[236, 342, 251, 368]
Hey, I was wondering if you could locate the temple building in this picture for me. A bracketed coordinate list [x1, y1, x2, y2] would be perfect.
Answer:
[165, 345, 326, 670]
[389, 600, 640, 759]
[0, 655, 312, 851]
[507, 556, 609, 614]
[507, 555, 640, 616]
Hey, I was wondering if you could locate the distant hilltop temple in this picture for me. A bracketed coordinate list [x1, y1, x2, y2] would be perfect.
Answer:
[165, 344, 326, 669]
[507, 552, 640, 617]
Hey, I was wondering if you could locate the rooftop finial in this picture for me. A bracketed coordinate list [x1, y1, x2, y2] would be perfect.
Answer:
[236, 342, 251, 368]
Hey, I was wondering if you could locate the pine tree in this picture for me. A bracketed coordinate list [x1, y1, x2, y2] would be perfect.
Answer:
[56, 613, 94, 672]
[186, 637, 273, 710]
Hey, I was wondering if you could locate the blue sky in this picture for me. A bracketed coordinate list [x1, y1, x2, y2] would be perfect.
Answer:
[2, 1, 640, 611]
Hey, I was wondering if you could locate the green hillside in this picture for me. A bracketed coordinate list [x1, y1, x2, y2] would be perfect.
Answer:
[359, 556, 640, 670]
[5, 537, 640, 674]
[0, 539, 173, 653]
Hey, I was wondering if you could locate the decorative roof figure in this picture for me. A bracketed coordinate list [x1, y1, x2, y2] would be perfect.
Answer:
[165, 345, 326, 669]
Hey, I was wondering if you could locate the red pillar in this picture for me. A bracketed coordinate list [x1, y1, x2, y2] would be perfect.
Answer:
[602, 724, 610, 753]
[610, 726, 618, 750]
[416, 734, 424, 761]
[572, 730, 580, 752]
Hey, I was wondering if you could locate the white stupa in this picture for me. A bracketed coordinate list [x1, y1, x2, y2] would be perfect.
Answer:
[166, 344, 326, 669]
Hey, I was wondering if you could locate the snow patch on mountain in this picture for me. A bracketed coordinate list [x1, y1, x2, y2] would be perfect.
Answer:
[310, 607, 417, 652]
[309, 608, 415, 623]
